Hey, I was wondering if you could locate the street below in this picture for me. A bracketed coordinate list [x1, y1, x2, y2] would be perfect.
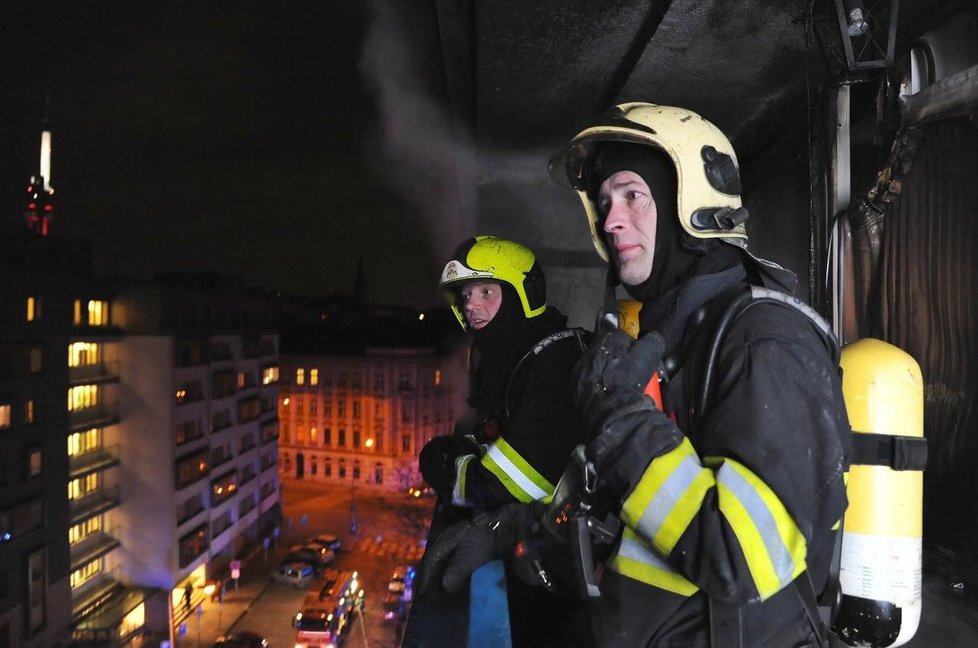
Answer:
[222, 478, 433, 648]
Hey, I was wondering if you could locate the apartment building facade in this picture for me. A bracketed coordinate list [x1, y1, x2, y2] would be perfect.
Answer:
[106, 278, 281, 644]
[0, 230, 79, 648]
[278, 314, 466, 494]
[1, 230, 282, 647]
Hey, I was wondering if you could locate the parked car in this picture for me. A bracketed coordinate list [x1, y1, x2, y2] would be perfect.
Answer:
[407, 484, 435, 498]
[213, 631, 268, 648]
[311, 533, 342, 552]
[270, 562, 315, 588]
[388, 565, 415, 593]
[288, 543, 336, 567]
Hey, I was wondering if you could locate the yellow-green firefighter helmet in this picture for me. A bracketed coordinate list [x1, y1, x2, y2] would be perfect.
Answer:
[549, 102, 748, 261]
[439, 236, 546, 331]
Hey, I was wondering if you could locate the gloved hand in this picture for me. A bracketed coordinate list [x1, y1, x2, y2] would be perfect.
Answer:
[417, 503, 539, 594]
[418, 435, 484, 496]
[571, 330, 682, 499]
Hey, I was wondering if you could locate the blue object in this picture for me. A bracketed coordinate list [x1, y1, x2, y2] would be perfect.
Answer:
[468, 559, 512, 648]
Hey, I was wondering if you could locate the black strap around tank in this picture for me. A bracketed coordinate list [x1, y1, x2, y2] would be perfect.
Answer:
[850, 431, 928, 471]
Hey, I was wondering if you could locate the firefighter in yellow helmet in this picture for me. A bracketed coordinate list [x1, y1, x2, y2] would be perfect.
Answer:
[548, 103, 851, 647]
[417, 235, 592, 646]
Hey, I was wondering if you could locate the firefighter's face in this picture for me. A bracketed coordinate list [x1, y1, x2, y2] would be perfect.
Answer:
[459, 281, 503, 330]
[598, 170, 658, 286]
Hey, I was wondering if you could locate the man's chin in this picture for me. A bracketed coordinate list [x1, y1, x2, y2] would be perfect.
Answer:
[616, 263, 651, 289]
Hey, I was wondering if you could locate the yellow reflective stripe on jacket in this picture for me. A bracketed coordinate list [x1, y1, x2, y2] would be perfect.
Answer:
[451, 454, 477, 506]
[610, 527, 698, 596]
[712, 457, 807, 600]
[480, 437, 555, 503]
[620, 438, 807, 601]
[620, 438, 714, 554]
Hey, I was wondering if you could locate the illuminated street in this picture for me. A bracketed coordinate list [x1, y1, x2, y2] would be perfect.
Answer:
[222, 478, 433, 648]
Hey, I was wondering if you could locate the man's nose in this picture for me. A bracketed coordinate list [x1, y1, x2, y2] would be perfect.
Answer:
[603, 200, 627, 232]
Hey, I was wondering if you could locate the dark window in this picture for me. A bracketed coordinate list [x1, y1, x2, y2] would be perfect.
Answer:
[178, 524, 209, 568]
[176, 419, 204, 446]
[237, 396, 260, 423]
[211, 369, 236, 399]
[175, 450, 209, 489]
[27, 548, 46, 633]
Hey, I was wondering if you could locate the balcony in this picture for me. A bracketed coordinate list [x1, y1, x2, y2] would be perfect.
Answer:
[69, 361, 120, 386]
[70, 530, 122, 572]
[70, 445, 121, 480]
[70, 485, 121, 525]
[70, 403, 120, 432]
[72, 571, 124, 623]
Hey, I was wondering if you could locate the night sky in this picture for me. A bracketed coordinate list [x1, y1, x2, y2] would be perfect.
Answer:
[1, 1, 471, 307]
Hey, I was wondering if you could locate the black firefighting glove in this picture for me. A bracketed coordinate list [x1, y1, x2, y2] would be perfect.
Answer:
[418, 435, 484, 497]
[416, 503, 540, 594]
[571, 329, 684, 502]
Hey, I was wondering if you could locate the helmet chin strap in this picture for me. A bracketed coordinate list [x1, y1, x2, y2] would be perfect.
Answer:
[598, 262, 621, 334]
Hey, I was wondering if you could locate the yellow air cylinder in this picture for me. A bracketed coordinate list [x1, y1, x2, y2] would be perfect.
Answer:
[617, 299, 642, 339]
[834, 338, 924, 648]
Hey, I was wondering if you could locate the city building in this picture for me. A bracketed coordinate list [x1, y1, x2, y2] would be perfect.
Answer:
[278, 308, 466, 494]
[0, 228, 79, 648]
[1, 227, 283, 647]
[103, 275, 281, 645]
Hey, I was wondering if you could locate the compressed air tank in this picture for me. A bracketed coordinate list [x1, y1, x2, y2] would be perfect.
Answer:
[834, 338, 925, 647]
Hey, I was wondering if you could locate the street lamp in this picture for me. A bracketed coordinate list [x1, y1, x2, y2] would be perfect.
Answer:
[350, 479, 358, 535]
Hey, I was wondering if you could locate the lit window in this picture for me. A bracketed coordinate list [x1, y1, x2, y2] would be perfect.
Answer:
[74, 299, 110, 326]
[26, 296, 40, 322]
[69, 516, 101, 545]
[70, 557, 102, 589]
[68, 342, 100, 367]
[261, 366, 279, 385]
[435, 370, 442, 386]
[68, 385, 99, 411]
[310, 369, 319, 386]
[68, 429, 99, 456]
[296, 368, 305, 385]
[68, 473, 99, 500]
[310, 427, 317, 441]
[24, 400, 34, 424]
[0, 403, 10, 429]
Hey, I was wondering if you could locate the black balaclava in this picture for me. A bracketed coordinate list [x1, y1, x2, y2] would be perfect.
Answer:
[466, 283, 543, 412]
[588, 143, 741, 302]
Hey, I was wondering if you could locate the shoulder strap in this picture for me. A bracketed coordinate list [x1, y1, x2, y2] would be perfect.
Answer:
[503, 328, 589, 418]
[692, 286, 837, 648]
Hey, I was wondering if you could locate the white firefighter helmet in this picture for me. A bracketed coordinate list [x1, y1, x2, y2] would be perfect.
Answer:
[549, 102, 748, 261]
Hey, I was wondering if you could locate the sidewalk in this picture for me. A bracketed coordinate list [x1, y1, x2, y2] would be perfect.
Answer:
[169, 548, 275, 648]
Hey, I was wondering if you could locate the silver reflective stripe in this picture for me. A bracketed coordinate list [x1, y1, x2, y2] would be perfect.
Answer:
[617, 534, 675, 572]
[634, 453, 704, 542]
[716, 462, 795, 585]
[452, 454, 477, 506]
[485, 444, 549, 501]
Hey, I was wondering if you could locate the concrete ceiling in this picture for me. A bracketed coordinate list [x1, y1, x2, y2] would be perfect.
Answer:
[434, 0, 963, 155]
[401, 0, 966, 323]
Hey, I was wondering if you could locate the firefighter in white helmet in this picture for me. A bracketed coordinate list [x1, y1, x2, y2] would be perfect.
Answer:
[548, 103, 851, 647]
